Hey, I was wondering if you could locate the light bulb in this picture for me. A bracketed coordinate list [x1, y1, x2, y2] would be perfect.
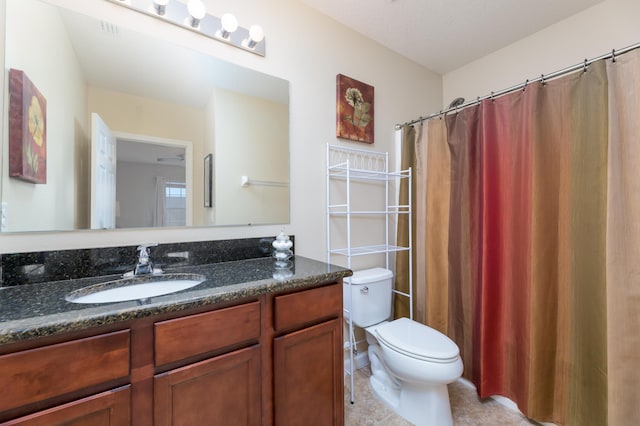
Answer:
[219, 13, 238, 39]
[247, 25, 264, 48]
[221, 13, 238, 33]
[153, 0, 169, 15]
[187, 0, 206, 27]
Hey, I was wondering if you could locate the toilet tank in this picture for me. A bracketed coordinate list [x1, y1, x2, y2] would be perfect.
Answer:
[343, 268, 393, 328]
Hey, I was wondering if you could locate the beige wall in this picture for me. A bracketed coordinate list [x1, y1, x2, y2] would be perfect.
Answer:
[443, 0, 640, 108]
[2, 0, 87, 232]
[214, 88, 288, 226]
[1, 0, 442, 261]
[87, 88, 205, 146]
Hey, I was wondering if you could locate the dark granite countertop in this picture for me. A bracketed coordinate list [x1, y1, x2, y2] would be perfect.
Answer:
[0, 256, 351, 345]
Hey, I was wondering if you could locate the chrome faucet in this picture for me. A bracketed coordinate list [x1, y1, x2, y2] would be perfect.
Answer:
[133, 243, 162, 276]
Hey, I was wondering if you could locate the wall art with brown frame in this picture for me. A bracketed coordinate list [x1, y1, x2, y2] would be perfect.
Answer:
[9, 68, 47, 184]
[336, 74, 374, 144]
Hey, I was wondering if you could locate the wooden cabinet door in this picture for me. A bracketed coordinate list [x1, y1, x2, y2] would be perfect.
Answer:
[154, 345, 261, 426]
[274, 318, 344, 426]
[3, 386, 130, 426]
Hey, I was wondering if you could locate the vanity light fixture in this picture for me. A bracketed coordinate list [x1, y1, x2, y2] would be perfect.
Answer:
[105, 0, 266, 56]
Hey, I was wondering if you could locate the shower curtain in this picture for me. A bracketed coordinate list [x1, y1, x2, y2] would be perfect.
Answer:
[397, 49, 640, 425]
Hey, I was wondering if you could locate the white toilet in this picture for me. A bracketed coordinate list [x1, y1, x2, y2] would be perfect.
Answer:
[344, 268, 463, 426]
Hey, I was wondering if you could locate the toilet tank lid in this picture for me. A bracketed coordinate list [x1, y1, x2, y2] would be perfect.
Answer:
[344, 267, 393, 285]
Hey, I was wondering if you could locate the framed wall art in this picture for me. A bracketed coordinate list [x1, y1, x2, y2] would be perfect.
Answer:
[336, 74, 374, 144]
[204, 153, 213, 207]
[9, 69, 47, 183]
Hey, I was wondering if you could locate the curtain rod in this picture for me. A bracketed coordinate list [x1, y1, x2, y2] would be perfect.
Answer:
[396, 42, 640, 130]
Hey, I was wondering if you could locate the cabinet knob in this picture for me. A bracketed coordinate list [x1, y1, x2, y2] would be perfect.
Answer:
[360, 286, 369, 295]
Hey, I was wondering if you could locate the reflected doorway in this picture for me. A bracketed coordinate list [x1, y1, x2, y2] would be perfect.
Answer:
[90, 113, 194, 229]
[116, 139, 189, 228]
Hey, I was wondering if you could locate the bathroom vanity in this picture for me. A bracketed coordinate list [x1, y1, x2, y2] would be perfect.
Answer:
[0, 255, 350, 425]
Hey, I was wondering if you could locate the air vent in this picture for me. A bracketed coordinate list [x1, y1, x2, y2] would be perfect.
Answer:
[100, 20, 119, 36]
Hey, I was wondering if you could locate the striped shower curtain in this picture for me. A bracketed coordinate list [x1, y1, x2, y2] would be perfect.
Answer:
[398, 49, 640, 425]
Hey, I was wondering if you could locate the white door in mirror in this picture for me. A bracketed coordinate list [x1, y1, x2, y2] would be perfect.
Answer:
[90, 113, 117, 230]
[1, 202, 7, 232]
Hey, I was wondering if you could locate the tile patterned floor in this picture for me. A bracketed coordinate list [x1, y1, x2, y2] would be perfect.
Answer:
[345, 366, 539, 426]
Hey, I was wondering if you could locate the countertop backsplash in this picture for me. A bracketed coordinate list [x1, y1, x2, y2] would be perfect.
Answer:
[1, 236, 294, 287]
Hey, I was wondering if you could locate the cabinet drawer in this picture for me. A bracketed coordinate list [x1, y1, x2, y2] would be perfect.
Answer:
[154, 301, 261, 367]
[274, 283, 342, 332]
[0, 330, 130, 413]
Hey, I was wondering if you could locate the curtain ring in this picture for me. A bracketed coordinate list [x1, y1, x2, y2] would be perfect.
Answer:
[419, 116, 424, 125]
[612, 48, 616, 63]
[522, 79, 529, 92]
[583, 58, 588, 73]
[490, 91, 495, 102]
[540, 74, 546, 86]
[477, 96, 481, 105]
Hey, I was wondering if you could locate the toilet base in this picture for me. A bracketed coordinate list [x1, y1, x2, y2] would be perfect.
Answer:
[368, 345, 454, 426]
[369, 369, 400, 409]
[369, 376, 454, 426]
[398, 381, 453, 426]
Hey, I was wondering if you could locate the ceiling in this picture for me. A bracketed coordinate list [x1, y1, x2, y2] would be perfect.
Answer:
[300, 0, 604, 74]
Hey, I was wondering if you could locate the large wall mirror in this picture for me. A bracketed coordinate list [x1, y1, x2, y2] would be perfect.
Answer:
[1, 0, 290, 233]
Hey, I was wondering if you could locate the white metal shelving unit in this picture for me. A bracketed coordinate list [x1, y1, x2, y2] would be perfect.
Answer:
[326, 143, 413, 404]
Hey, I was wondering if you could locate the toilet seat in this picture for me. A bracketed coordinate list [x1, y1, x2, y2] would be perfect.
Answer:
[375, 318, 460, 364]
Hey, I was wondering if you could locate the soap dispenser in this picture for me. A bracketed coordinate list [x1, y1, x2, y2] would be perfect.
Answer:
[272, 231, 293, 268]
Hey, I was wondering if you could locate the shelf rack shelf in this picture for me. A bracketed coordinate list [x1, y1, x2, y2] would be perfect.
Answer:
[326, 143, 413, 404]
[329, 244, 410, 257]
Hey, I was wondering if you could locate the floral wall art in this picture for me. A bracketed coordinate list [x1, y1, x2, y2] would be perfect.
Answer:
[336, 74, 374, 143]
[8, 68, 47, 184]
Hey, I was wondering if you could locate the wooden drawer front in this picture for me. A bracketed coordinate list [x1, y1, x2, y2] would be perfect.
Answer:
[3, 385, 131, 426]
[154, 301, 261, 367]
[0, 330, 130, 413]
[274, 283, 342, 332]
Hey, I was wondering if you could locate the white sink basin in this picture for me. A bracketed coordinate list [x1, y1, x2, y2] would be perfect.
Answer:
[66, 273, 206, 304]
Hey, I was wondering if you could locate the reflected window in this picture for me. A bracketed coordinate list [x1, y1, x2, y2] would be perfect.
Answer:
[165, 182, 186, 226]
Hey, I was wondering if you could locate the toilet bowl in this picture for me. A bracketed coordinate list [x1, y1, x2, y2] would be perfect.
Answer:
[366, 319, 463, 426]
[344, 268, 463, 426]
